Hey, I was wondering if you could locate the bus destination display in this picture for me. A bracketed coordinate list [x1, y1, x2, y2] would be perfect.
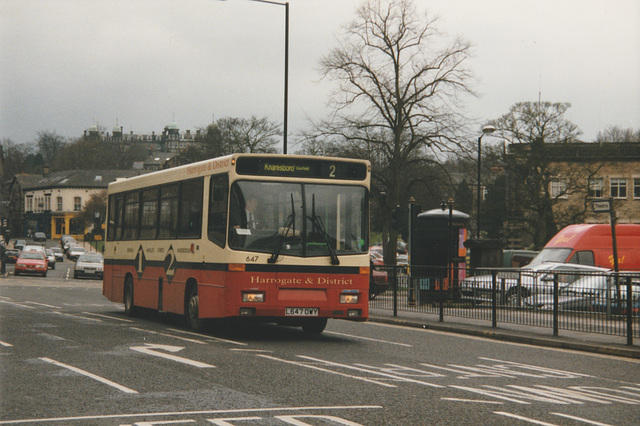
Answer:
[235, 156, 367, 180]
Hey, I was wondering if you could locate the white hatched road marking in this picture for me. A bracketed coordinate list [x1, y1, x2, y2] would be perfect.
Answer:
[550, 412, 612, 426]
[0, 405, 381, 424]
[324, 331, 412, 347]
[130, 344, 215, 368]
[40, 357, 138, 394]
[130, 327, 207, 344]
[495, 411, 558, 425]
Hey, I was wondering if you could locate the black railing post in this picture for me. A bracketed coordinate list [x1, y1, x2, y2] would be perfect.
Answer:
[626, 275, 633, 346]
[392, 266, 398, 317]
[491, 270, 497, 328]
[439, 269, 445, 322]
[553, 273, 559, 337]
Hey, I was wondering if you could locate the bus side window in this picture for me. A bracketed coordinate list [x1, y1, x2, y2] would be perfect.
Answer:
[568, 250, 595, 266]
[179, 178, 204, 238]
[208, 174, 229, 247]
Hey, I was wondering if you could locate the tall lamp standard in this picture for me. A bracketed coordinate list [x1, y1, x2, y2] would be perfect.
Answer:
[476, 125, 496, 239]
[250, 0, 289, 154]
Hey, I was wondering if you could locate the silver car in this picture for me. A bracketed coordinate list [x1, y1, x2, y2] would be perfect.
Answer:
[458, 262, 610, 303]
[73, 252, 104, 279]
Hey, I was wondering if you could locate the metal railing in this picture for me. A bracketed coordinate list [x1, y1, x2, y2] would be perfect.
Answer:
[369, 264, 640, 345]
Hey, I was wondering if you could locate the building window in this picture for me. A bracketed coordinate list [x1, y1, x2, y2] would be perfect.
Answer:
[550, 180, 567, 199]
[26, 196, 33, 212]
[588, 178, 604, 198]
[74, 196, 82, 211]
[44, 194, 51, 211]
[610, 178, 627, 199]
[57, 197, 63, 211]
[634, 178, 640, 199]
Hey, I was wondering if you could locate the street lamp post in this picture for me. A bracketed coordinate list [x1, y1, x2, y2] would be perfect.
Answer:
[250, 0, 289, 154]
[476, 125, 496, 239]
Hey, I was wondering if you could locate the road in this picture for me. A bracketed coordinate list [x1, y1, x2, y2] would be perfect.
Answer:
[1, 257, 640, 425]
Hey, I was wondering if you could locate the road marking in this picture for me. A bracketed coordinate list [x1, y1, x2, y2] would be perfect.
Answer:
[441, 398, 502, 404]
[298, 355, 444, 388]
[324, 331, 412, 347]
[274, 415, 363, 425]
[130, 344, 215, 368]
[39, 357, 138, 394]
[0, 340, 13, 347]
[82, 312, 133, 322]
[130, 327, 207, 344]
[50, 311, 102, 322]
[167, 328, 247, 346]
[25, 301, 60, 308]
[0, 405, 381, 424]
[478, 358, 592, 378]
[494, 411, 558, 425]
[365, 321, 640, 362]
[257, 354, 397, 387]
[230, 349, 273, 353]
[550, 412, 612, 425]
[0, 300, 35, 309]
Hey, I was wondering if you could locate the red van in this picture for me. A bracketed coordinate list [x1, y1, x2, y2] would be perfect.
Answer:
[528, 224, 640, 271]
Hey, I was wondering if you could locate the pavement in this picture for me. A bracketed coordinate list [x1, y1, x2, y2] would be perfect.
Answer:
[368, 307, 640, 360]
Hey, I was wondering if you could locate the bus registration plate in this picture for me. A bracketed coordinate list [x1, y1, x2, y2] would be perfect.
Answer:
[285, 307, 318, 317]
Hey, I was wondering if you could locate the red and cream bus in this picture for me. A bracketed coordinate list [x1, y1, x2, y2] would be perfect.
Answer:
[103, 154, 371, 334]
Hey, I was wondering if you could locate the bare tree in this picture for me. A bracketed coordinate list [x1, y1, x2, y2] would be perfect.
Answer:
[315, 0, 474, 263]
[36, 131, 66, 168]
[488, 101, 583, 249]
[595, 125, 640, 143]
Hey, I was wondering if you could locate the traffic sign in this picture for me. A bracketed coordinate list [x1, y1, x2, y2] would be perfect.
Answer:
[591, 200, 611, 213]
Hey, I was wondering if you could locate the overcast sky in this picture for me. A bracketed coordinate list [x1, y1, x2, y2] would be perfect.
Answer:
[1, 0, 639, 150]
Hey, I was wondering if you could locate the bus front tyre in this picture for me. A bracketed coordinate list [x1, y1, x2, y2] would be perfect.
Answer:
[124, 278, 137, 317]
[301, 318, 327, 335]
[186, 285, 202, 331]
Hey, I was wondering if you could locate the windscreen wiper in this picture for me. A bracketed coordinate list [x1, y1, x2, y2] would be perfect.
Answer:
[308, 195, 340, 265]
[268, 194, 296, 264]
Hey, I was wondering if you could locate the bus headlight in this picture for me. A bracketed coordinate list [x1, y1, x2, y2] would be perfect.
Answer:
[340, 291, 359, 304]
[242, 292, 265, 303]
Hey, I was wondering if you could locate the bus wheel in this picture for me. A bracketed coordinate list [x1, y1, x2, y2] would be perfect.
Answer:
[186, 285, 202, 331]
[124, 277, 137, 317]
[301, 318, 327, 335]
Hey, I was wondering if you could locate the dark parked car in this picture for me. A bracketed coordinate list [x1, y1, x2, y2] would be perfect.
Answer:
[33, 232, 47, 242]
[5, 249, 20, 263]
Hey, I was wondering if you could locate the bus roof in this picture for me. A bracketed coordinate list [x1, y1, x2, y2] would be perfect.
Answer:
[107, 153, 371, 193]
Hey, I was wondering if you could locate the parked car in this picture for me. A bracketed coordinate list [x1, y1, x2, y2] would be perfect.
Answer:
[369, 266, 388, 300]
[73, 252, 104, 279]
[33, 232, 47, 242]
[67, 246, 86, 261]
[5, 249, 20, 264]
[14, 240, 26, 251]
[525, 272, 640, 315]
[60, 235, 75, 251]
[22, 245, 47, 255]
[458, 262, 610, 303]
[15, 251, 48, 277]
[50, 247, 64, 262]
[45, 249, 56, 269]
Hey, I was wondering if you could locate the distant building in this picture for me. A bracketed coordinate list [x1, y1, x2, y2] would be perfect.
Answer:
[503, 142, 640, 248]
[20, 169, 148, 239]
[84, 121, 200, 153]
